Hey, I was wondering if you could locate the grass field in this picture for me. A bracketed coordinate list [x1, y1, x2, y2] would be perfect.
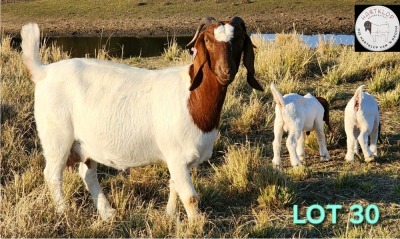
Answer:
[1, 32, 400, 237]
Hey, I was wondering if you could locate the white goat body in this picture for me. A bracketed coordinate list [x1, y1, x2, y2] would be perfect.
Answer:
[344, 85, 380, 162]
[270, 83, 330, 167]
[22, 23, 215, 220]
[21, 18, 263, 221]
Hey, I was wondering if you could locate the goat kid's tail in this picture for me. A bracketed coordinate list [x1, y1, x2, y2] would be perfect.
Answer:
[270, 83, 285, 109]
[21, 23, 45, 82]
[354, 85, 365, 111]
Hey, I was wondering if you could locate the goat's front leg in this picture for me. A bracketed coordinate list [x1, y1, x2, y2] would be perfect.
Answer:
[296, 131, 306, 162]
[166, 179, 178, 217]
[167, 161, 198, 220]
[272, 119, 284, 167]
[78, 160, 116, 220]
[287, 130, 302, 167]
[315, 121, 330, 161]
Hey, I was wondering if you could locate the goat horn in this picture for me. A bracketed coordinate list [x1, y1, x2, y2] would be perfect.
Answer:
[186, 17, 216, 47]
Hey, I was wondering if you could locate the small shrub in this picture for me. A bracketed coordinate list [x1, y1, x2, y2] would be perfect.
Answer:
[162, 36, 182, 61]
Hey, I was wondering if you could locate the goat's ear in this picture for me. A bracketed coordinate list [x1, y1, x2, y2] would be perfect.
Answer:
[189, 32, 207, 91]
[243, 34, 264, 91]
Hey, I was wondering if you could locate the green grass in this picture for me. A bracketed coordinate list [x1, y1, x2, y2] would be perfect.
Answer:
[1, 30, 400, 238]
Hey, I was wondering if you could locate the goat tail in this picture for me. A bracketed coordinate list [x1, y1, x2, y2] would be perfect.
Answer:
[21, 23, 45, 82]
[354, 85, 365, 110]
[270, 83, 285, 109]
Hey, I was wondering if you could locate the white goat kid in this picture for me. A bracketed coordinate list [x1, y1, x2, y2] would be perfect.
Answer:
[21, 17, 263, 221]
[344, 85, 380, 162]
[270, 83, 330, 167]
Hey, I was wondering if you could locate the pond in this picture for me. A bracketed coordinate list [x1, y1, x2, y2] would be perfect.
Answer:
[11, 34, 354, 59]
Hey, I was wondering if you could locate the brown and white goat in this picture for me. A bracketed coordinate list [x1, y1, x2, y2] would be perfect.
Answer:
[21, 17, 263, 221]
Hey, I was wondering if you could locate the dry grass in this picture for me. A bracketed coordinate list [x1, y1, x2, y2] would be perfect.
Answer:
[1, 31, 400, 238]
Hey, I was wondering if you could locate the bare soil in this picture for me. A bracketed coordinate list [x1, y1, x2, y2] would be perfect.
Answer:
[0, 0, 358, 37]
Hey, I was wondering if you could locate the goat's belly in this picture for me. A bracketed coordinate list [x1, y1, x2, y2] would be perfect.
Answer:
[75, 136, 164, 170]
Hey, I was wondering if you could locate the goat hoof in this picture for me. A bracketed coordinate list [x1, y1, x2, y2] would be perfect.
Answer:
[166, 205, 177, 218]
[99, 208, 117, 221]
[345, 155, 354, 162]
[292, 162, 303, 168]
[320, 156, 330, 161]
[365, 156, 375, 162]
[272, 163, 282, 169]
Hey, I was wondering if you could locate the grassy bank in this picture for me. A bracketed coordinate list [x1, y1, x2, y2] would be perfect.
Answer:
[1, 32, 400, 237]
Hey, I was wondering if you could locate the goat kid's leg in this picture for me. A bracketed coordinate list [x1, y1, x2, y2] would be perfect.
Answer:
[315, 121, 330, 161]
[345, 123, 357, 162]
[166, 179, 178, 217]
[78, 161, 115, 220]
[296, 131, 306, 162]
[272, 120, 284, 167]
[287, 130, 302, 167]
[353, 127, 360, 156]
[167, 161, 198, 220]
[369, 117, 379, 156]
[358, 129, 374, 162]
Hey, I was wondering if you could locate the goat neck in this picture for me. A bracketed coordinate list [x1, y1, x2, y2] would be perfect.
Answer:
[188, 63, 227, 132]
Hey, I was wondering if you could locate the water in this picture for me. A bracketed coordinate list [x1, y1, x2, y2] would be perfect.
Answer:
[260, 34, 355, 48]
[11, 34, 354, 59]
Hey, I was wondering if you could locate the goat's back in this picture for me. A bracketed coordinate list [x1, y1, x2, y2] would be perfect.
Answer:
[277, 93, 323, 131]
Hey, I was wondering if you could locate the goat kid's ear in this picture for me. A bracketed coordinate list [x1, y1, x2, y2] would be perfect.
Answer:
[243, 34, 264, 91]
[189, 32, 207, 91]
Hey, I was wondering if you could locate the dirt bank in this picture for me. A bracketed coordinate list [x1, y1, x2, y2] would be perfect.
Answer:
[1, 0, 359, 37]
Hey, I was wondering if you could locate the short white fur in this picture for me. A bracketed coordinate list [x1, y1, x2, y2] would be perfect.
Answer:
[214, 24, 234, 42]
[344, 85, 380, 162]
[270, 83, 330, 167]
[21, 23, 219, 221]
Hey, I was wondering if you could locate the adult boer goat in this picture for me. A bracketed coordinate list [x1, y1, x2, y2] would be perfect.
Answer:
[21, 17, 263, 221]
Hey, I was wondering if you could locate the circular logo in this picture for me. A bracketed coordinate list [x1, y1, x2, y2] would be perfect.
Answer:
[355, 5, 400, 51]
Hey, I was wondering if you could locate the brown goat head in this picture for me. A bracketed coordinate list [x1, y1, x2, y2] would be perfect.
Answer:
[188, 16, 264, 91]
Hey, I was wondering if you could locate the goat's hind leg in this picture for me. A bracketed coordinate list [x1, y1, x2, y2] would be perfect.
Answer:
[296, 131, 306, 162]
[40, 127, 73, 214]
[78, 160, 116, 220]
[369, 116, 379, 157]
[315, 121, 330, 161]
[286, 130, 302, 167]
[358, 128, 374, 162]
[272, 119, 284, 167]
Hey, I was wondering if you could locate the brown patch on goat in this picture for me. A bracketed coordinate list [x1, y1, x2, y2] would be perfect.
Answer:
[316, 96, 331, 131]
[67, 148, 80, 172]
[306, 97, 331, 136]
[188, 63, 228, 132]
[66, 148, 91, 172]
[355, 99, 360, 112]
[187, 17, 263, 132]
